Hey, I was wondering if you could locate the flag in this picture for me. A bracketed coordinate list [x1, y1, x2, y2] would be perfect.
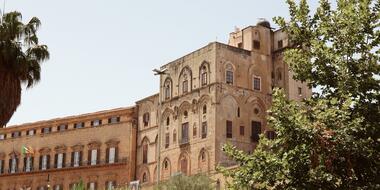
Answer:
[21, 145, 34, 156]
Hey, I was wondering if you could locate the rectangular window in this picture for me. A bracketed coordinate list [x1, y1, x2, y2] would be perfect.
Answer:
[108, 116, 120, 124]
[142, 144, 148, 164]
[226, 71, 234, 84]
[88, 182, 96, 190]
[278, 40, 283, 48]
[40, 155, 49, 170]
[181, 122, 189, 144]
[201, 72, 207, 86]
[73, 152, 80, 167]
[165, 133, 169, 148]
[298, 87, 302, 95]
[90, 149, 98, 165]
[74, 122, 84, 129]
[251, 121, 262, 142]
[253, 77, 261, 91]
[26, 129, 36, 136]
[165, 86, 170, 100]
[91, 119, 102, 127]
[42, 127, 51, 134]
[11, 131, 20, 138]
[106, 181, 116, 190]
[108, 147, 116, 164]
[58, 124, 67, 132]
[24, 156, 33, 172]
[182, 80, 188, 93]
[55, 153, 64, 169]
[226, 120, 233, 138]
[0, 134, 5, 140]
[10, 157, 17, 173]
[253, 40, 260, 49]
[201, 122, 207, 139]
[240, 126, 245, 136]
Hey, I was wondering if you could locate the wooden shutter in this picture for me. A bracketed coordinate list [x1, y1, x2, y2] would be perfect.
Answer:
[55, 154, 58, 168]
[88, 150, 91, 165]
[39, 156, 42, 170]
[79, 151, 83, 166]
[8, 159, 11, 173]
[31, 157, 34, 171]
[23, 157, 27, 171]
[96, 149, 100, 164]
[71, 152, 74, 167]
[46, 155, 50, 169]
[115, 147, 119, 162]
[106, 148, 109, 163]
[62, 153, 66, 168]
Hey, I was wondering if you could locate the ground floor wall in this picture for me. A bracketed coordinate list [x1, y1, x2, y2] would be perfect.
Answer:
[0, 164, 131, 190]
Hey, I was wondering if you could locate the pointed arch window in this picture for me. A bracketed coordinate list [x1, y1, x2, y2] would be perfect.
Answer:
[164, 78, 172, 100]
[201, 65, 208, 86]
[143, 113, 150, 127]
[202, 105, 207, 114]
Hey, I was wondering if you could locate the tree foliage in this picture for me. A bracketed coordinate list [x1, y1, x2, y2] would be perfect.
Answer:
[154, 174, 215, 190]
[220, 0, 380, 189]
[0, 11, 49, 127]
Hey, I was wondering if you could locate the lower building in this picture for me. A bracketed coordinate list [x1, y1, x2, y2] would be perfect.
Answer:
[0, 108, 136, 190]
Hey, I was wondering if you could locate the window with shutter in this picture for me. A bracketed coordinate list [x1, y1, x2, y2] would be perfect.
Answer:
[201, 122, 207, 139]
[226, 120, 233, 138]
[90, 149, 98, 165]
[251, 121, 262, 142]
[108, 147, 116, 164]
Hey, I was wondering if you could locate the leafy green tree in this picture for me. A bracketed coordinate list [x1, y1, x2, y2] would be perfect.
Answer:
[154, 174, 215, 190]
[220, 0, 379, 189]
[0, 11, 49, 127]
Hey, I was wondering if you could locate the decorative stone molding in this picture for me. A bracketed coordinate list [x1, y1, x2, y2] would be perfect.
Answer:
[55, 145, 67, 153]
[71, 144, 84, 152]
[106, 139, 120, 148]
[39, 147, 51, 155]
[88, 141, 101, 149]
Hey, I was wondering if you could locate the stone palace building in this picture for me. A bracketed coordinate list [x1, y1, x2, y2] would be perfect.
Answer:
[0, 21, 311, 190]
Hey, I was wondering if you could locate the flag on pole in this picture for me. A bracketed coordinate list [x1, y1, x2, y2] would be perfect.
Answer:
[21, 145, 34, 156]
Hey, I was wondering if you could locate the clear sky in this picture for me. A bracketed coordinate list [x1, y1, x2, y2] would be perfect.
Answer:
[5, 0, 319, 126]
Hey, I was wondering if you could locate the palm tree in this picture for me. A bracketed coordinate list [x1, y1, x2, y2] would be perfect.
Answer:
[0, 11, 49, 127]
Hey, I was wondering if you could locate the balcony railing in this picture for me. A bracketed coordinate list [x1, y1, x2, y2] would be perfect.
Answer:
[179, 136, 189, 147]
[2, 157, 128, 175]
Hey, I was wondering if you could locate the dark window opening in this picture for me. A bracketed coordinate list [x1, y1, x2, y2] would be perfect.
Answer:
[226, 120, 232, 138]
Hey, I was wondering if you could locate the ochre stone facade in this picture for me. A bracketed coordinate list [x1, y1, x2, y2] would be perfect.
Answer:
[0, 22, 311, 190]
[0, 108, 137, 190]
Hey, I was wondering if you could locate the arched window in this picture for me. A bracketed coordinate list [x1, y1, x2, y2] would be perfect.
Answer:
[182, 74, 189, 93]
[201, 65, 208, 86]
[143, 113, 150, 127]
[173, 130, 177, 143]
[201, 151, 206, 161]
[193, 124, 197, 138]
[164, 160, 169, 170]
[166, 117, 170, 126]
[179, 67, 192, 94]
[142, 140, 148, 164]
[142, 172, 148, 183]
[225, 64, 234, 85]
[202, 105, 207, 114]
[164, 78, 172, 100]
[184, 111, 188, 118]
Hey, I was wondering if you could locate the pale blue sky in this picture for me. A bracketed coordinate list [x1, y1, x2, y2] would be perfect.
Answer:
[6, 0, 319, 125]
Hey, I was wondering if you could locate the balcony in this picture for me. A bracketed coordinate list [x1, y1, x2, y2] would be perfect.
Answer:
[179, 136, 189, 148]
[1, 157, 128, 176]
